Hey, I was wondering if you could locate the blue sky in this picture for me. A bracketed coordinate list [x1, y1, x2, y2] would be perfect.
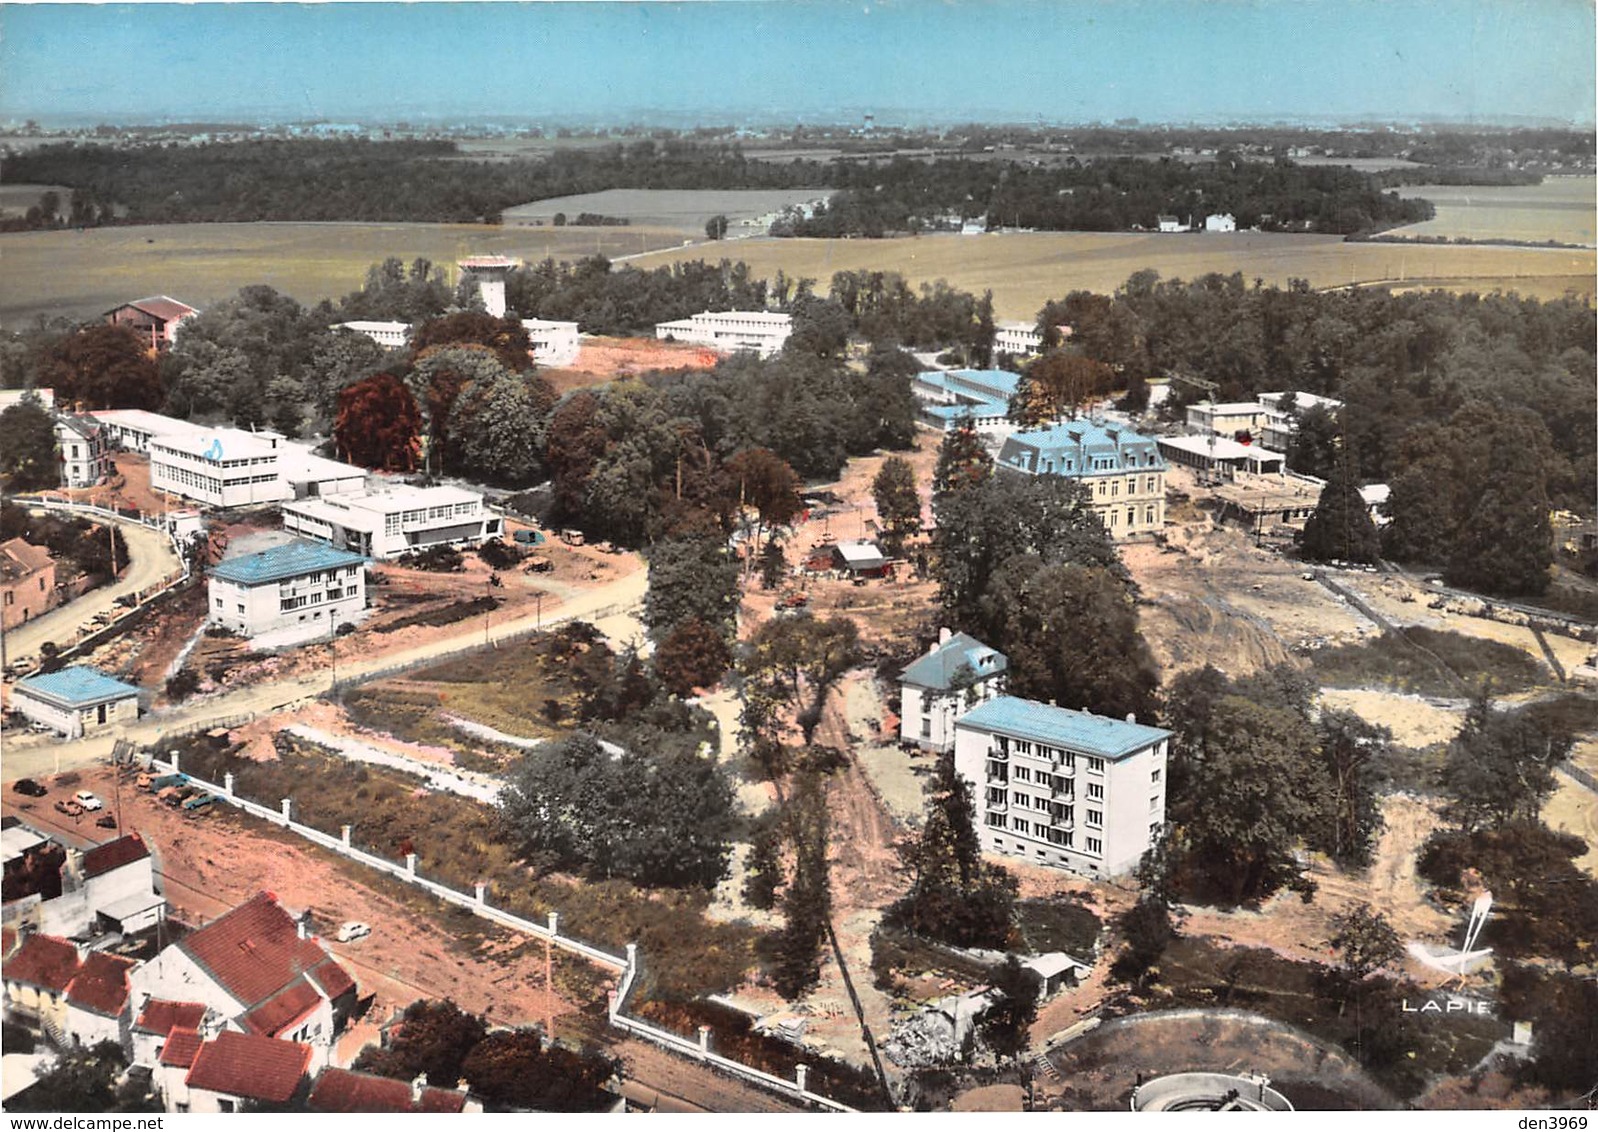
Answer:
[1, 1, 1593, 127]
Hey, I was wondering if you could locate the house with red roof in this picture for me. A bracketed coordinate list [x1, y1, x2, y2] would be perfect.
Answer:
[104, 296, 199, 353]
[128, 892, 357, 1073]
[179, 1031, 313, 1113]
[64, 950, 138, 1047]
[2, 933, 81, 1044]
[131, 998, 209, 1067]
[308, 1067, 479, 1114]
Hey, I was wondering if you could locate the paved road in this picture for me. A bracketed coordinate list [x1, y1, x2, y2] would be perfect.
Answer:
[3, 506, 184, 671]
[0, 565, 648, 783]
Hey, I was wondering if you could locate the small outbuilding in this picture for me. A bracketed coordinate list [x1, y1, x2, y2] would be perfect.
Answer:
[833, 539, 890, 577]
[12, 666, 140, 738]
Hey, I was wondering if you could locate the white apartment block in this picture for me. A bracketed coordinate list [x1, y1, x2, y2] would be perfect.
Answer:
[994, 321, 1042, 359]
[953, 696, 1172, 878]
[996, 420, 1168, 539]
[281, 484, 502, 559]
[55, 416, 112, 488]
[899, 629, 1008, 751]
[1186, 400, 1270, 438]
[655, 310, 793, 358]
[335, 320, 410, 349]
[521, 318, 582, 366]
[208, 539, 367, 640]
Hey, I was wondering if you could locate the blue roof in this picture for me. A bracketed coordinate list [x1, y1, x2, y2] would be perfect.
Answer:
[916, 369, 1019, 428]
[997, 419, 1166, 478]
[17, 665, 140, 707]
[901, 632, 1008, 690]
[957, 695, 1170, 759]
[210, 539, 367, 586]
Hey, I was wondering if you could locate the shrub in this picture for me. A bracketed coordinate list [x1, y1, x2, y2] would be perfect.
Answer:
[166, 669, 201, 701]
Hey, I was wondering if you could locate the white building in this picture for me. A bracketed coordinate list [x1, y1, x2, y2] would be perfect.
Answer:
[1257, 390, 1344, 453]
[899, 629, 1008, 751]
[521, 318, 582, 367]
[655, 310, 792, 358]
[996, 420, 1168, 539]
[1157, 215, 1186, 233]
[33, 834, 167, 939]
[458, 255, 518, 319]
[334, 320, 410, 349]
[208, 539, 367, 641]
[89, 409, 207, 455]
[953, 696, 1172, 878]
[150, 428, 291, 509]
[281, 485, 502, 559]
[1156, 434, 1285, 479]
[11, 666, 140, 738]
[994, 321, 1042, 359]
[1204, 213, 1237, 233]
[54, 416, 112, 488]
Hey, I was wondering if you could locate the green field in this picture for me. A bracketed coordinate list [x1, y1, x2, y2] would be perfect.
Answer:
[0, 221, 688, 327]
[637, 229, 1596, 320]
[1391, 176, 1595, 245]
[501, 187, 833, 230]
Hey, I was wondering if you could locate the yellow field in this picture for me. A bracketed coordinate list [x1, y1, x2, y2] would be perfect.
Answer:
[1391, 176, 1596, 245]
[643, 230, 1596, 319]
[0, 221, 689, 327]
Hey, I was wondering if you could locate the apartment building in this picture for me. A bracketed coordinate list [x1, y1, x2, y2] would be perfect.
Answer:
[996, 419, 1167, 538]
[952, 696, 1172, 878]
[208, 540, 367, 640]
[994, 321, 1043, 359]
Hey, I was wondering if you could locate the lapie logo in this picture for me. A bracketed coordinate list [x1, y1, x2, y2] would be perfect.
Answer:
[1401, 997, 1493, 1016]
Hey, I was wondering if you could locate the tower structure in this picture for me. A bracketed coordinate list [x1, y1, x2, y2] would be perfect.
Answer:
[457, 255, 519, 318]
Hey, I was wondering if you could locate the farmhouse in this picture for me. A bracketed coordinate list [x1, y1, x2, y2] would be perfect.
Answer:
[1156, 434, 1285, 479]
[996, 420, 1167, 538]
[281, 484, 501, 559]
[1157, 215, 1186, 233]
[655, 310, 792, 358]
[994, 321, 1042, 359]
[104, 296, 199, 352]
[54, 415, 112, 488]
[1, 538, 57, 631]
[1204, 213, 1237, 233]
[899, 629, 1008, 751]
[953, 696, 1171, 878]
[208, 539, 367, 642]
[12, 666, 140, 738]
[912, 368, 1020, 432]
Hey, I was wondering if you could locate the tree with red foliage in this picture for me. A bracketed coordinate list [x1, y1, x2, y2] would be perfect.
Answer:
[724, 447, 803, 566]
[34, 325, 163, 410]
[410, 312, 534, 372]
[461, 1029, 617, 1112]
[543, 391, 607, 522]
[654, 616, 733, 697]
[333, 373, 422, 471]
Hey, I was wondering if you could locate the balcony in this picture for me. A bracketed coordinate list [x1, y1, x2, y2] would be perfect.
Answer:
[1050, 761, 1075, 779]
[986, 798, 1009, 814]
[988, 745, 1009, 761]
[1051, 784, 1074, 801]
[1051, 817, 1074, 832]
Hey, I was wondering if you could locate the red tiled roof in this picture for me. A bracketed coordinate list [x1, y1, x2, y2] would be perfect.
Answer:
[0, 538, 52, 579]
[241, 977, 321, 1038]
[3, 934, 80, 992]
[65, 951, 136, 1017]
[185, 1031, 311, 1103]
[179, 892, 355, 1012]
[117, 296, 198, 323]
[2, 927, 18, 959]
[159, 1026, 203, 1069]
[135, 999, 208, 1036]
[308, 1068, 468, 1114]
[83, 832, 151, 878]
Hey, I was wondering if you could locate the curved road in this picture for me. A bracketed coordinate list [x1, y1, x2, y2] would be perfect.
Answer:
[1, 564, 647, 783]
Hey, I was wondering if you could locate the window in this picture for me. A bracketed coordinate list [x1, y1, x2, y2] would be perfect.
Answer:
[214, 598, 222, 609]
[985, 811, 1007, 829]
[1014, 740, 1032, 755]
[1151, 767, 1161, 784]
[1011, 790, 1026, 806]
[1014, 766, 1030, 783]
[1146, 476, 1156, 493]
[1013, 819, 1029, 836]
[1087, 809, 1102, 828]
[1034, 794, 1049, 811]
[236, 604, 245, 614]
[920, 718, 931, 739]
[1086, 836, 1102, 855]
[1146, 506, 1156, 524]
[1150, 795, 1161, 812]
[1087, 756, 1104, 774]
[1087, 782, 1103, 800]
[987, 786, 1007, 805]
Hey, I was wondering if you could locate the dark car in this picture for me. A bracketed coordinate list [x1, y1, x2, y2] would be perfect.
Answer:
[11, 779, 47, 797]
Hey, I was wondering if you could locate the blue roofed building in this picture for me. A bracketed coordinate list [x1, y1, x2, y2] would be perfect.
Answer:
[208, 539, 368, 644]
[12, 666, 141, 738]
[899, 628, 1008, 751]
[911, 369, 1020, 432]
[953, 695, 1171, 877]
[996, 419, 1167, 539]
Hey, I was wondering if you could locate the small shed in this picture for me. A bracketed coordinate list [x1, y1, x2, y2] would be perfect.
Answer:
[833, 540, 889, 577]
[12, 666, 140, 738]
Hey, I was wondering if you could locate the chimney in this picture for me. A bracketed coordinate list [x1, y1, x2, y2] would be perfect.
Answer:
[1048, 699, 1057, 707]
[410, 1073, 428, 1104]
[297, 914, 309, 940]
[1126, 712, 1136, 723]
[939, 627, 953, 645]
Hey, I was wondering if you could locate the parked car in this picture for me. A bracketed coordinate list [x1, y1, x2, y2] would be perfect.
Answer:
[11, 779, 47, 797]
[95, 814, 117, 830]
[337, 922, 371, 943]
[73, 791, 105, 812]
[55, 799, 84, 818]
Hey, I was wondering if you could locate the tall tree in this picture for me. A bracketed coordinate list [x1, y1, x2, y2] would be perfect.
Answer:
[870, 456, 921, 556]
[724, 447, 803, 564]
[643, 535, 742, 641]
[410, 311, 535, 372]
[1009, 353, 1116, 426]
[981, 956, 1040, 1062]
[0, 399, 59, 489]
[450, 373, 556, 486]
[332, 373, 421, 471]
[739, 614, 863, 746]
[931, 421, 993, 501]
[1440, 694, 1565, 832]
[352, 999, 486, 1088]
[34, 325, 162, 410]
[1299, 444, 1380, 565]
[654, 616, 734, 697]
[772, 773, 832, 999]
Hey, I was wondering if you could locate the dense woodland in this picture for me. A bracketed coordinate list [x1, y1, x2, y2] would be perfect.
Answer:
[1, 137, 1441, 235]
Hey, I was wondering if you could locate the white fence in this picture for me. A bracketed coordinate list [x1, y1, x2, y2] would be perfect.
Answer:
[143, 754, 855, 1112]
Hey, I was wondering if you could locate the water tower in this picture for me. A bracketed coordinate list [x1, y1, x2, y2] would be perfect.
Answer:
[457, 255, 519, 318]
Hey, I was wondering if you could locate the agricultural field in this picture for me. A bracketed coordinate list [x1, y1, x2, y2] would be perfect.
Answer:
[0, 182, 73, 218]
[635, 229, 1596, 321]
[1390, 175, 1596, 245]
[500, 187, 833, 230]
[0, 220, 689, 327]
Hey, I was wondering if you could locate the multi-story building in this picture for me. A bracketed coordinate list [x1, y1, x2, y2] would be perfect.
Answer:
[281, 485, 502, 560]
[994, 321, 1043, 359]
[654, 310, 792, 358]
[952, 696, 1172, 878]
[912, 368, 1020, 432]
[208, 540, 367, 641]
[521, 318, 582, 366]
[103, 296, 199, 352]
[1257, 391, 1344, 453]
[54, 415, 112, 488]
[89, 409, 207, 455]
[899, 629, 1008, 751]
[1, 538, 56, 631]
[150, 428, 291, 509]
[996, 419, 1167, 538]
[1185, 400, 1270, 439]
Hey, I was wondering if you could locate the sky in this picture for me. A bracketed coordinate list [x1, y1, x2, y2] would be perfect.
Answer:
[1, 1, 1593, 128]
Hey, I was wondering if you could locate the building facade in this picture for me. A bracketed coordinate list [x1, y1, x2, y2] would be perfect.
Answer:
[104, 296, 199, 352]
[899, 630, 1008, 751]
[334, 320, 410, 349]
[1, 539, 57, 631]
[994, 322, 1043, 359]
[55, 416, 112, 488]
[953, 696, 1171, 878]
[208, 540, 367, 640]
[281, 485, 501, 559]
[996, 420, 1167, 538]
[1204, 213, 1238, 233]
[12, 666, 140, 738]
[654, 311, 793, 358]
[912, 368, 1021, 432]
[150, 429, 291, 509]
[521, 318, 582, 367]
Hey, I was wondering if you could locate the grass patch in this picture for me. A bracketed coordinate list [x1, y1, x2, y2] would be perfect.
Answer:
[375, 595, 499, 634]
[1149, 936, 1505, 1099]
[1015, 897, 1101, 957]
[1372, 744, 1447, 794]
[1310, 627, 1548, 696]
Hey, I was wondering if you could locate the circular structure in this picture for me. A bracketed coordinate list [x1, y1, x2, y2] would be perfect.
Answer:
[1131, 1072, 1294, 1112]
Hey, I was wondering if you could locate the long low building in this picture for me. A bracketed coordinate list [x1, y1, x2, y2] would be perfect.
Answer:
[1156, 434, 1285, 478]
[149, 428, 366, 510]
[912, 368, 1020, 432]
[655, 310, 792, 358]
[12, 666, 141, 738]
[281, 485, 502, 559]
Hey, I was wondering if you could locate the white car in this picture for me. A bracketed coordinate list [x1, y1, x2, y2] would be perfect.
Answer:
[73, 791, 105, 812]
[337, 921, 371, 943]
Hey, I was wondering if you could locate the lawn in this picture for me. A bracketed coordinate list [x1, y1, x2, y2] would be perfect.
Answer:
[1309, 627, 1550, 697]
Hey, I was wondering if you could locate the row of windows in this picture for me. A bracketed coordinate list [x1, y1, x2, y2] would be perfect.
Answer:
[1094, 476, 1163, 497]
[1105, 506, 1160, 528]
[989, 814, 1105, 857]
[156, 464, 223, 495]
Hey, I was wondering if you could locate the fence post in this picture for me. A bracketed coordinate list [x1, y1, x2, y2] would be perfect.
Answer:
[222, 773, 234, 797]
[279, 798, 293, 824]
[405, 853, 417, 877]
[475, 881, 486, 906]
[697, 1025, 711, 1058]
[341, 825, 352, 849]
[795, 1064, 808, 1093]
[547, 911, 559, 937]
